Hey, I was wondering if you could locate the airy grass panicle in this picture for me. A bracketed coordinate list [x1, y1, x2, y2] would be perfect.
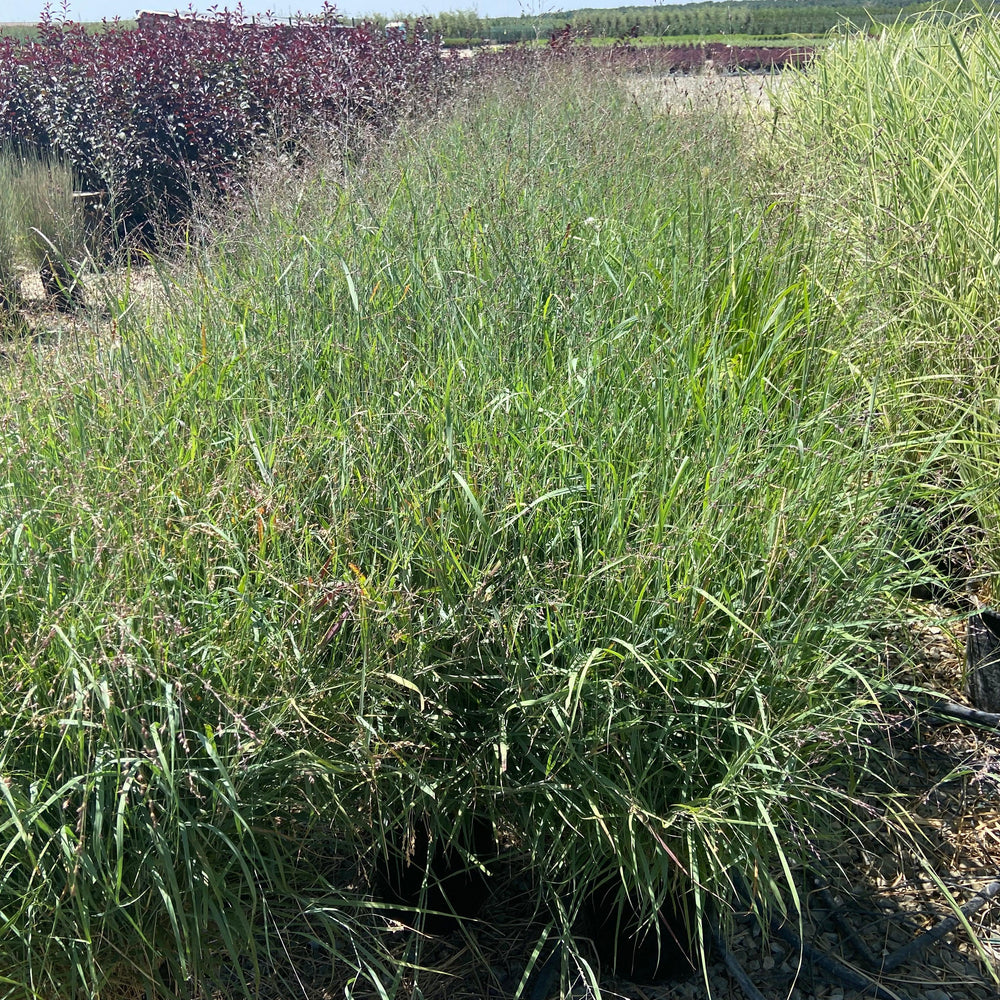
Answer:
[0, 57, 962, 998]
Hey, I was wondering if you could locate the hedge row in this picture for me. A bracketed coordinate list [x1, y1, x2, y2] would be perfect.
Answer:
[0, 8, 454, 244]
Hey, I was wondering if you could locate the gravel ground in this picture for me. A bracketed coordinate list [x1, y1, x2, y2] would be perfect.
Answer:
[625, 72, 784, 117]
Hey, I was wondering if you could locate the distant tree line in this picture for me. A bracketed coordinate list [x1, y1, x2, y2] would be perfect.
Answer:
[379, 0, 991, 42]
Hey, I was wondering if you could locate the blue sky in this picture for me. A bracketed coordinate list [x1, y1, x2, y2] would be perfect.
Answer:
[1, 0, 665, 24]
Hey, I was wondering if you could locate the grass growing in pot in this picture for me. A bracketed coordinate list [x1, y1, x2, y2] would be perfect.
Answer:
[10, 152, 89, 311]
[0, 59, 958, 997]
[0, 147, 25, 319]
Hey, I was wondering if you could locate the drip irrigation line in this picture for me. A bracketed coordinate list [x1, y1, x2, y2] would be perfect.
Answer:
[732, 868, 1000, 994]
[533, 871, 999, 1000]
[709, 923, 767, 1000]
[767, 920, 910, 1000]
[730, 873, 912, 1000]
[880, 879, 1000, 973]
[887, 690, 1000, 730]
[920, 698, 1000, 730]
[811, 880, 882, 970]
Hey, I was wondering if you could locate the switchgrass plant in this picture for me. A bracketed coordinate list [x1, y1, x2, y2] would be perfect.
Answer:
[781, 10, 1000, 377]
[15, 151, 89, 309]
[0, 146, 89, 312]
[0, 58, 948, 997]
[778, 10, 1000, 588]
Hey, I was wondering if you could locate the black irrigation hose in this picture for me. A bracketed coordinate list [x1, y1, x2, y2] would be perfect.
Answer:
[920, 698, 1000, 730]
[730, 873, 913, 1000]
[811, 881, 882, 971]
[709, 923, 767, 1000]
[767, 920, 910, 1000]
[880, 879, 1000, 973]
[887, 689, 1000, 730]
[733, 868, 1000, 995]
[534, 873, 1000, 1000]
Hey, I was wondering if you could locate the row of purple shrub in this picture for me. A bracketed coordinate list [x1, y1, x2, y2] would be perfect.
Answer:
[546, 28, 813, 73]
[0, 6, 455, 246]
[705, 43, 814, 72]
[0, 9, 813, 251]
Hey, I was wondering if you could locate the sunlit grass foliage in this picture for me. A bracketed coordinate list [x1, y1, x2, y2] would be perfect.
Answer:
[781, 8, 1000, 583]
[0, 147, 89, 314]
[0, 56, 959, 998]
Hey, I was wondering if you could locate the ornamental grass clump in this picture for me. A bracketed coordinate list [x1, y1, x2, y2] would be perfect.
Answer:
[14, 152, 89, 310]
[0, 145, 88, 319]
[0, 58, 952, 998]
[0, 147, 24, 315]
[781, 12, 1000, 374]
[778, 9, 1000, 590]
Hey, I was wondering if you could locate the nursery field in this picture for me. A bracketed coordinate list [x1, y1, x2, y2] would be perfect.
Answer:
[0, 11, 1000, 1000]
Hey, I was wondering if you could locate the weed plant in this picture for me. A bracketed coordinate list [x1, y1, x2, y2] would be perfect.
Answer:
[0, 58, 947, 997]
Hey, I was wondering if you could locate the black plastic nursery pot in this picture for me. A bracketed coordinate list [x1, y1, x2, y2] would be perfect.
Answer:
[375, 813, 498, 934]
[581, 875, 700, 984]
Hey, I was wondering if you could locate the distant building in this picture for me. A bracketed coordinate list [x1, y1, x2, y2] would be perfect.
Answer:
[135, 10, 223, 27]
[136, 10, 208, 24]
[135, 9, 356, 31]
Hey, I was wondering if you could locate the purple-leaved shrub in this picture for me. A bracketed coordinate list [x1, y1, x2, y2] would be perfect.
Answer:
[0, 4, 455, 246]
[0, 6, 812, 251]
